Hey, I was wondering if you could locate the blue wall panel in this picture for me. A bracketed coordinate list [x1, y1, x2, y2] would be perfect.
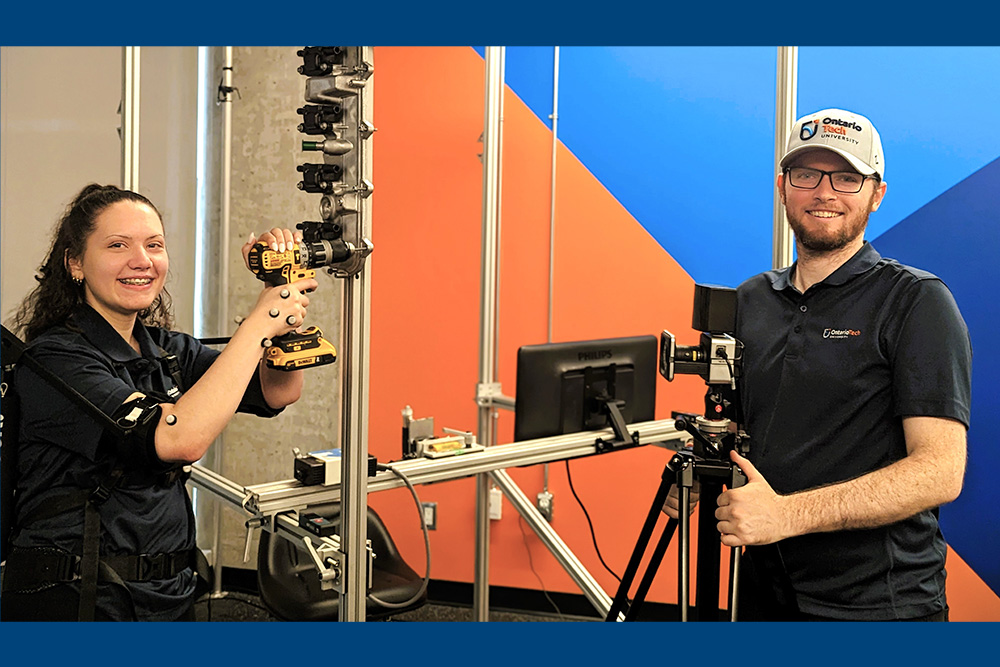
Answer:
[499, 46, 776, 288]
[873, 158, 1000, 595]
[798, 47, 1000, 241]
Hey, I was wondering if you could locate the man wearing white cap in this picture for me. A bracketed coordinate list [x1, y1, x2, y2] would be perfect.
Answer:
[719, 109, 972, 620]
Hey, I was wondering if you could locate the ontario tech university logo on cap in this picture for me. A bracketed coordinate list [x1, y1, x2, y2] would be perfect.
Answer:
[780, 108, 885, 179]
[800, 119, 820, 141]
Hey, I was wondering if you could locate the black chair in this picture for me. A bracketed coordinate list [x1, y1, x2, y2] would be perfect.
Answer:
[257, 503, 426, 621]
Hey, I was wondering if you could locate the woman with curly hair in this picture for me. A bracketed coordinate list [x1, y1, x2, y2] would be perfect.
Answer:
[3, 184, 314, 621]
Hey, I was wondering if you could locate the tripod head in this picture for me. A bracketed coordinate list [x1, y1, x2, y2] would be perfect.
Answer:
[672, 383, 749, 460]
[674, 411, 749, 462]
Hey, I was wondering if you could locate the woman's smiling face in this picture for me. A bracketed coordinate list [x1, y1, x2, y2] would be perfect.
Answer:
[68, 200, 168, 324]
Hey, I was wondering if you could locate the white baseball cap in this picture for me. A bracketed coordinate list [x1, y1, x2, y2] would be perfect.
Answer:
[780, 108, 885, 179]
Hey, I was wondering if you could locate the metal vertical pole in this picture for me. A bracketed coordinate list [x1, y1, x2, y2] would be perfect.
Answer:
[210, 46, 234, 596]
[773, 46, 797, 271]
[474, 46, 505, 622]
[339, 269, 372, 622]
[547, 46, 560, 345]
[493, 52, 505, 384]
[219, 48, 233, 321]
[338, 46, 375, 622]
[542, 45, 560, 522]
[120, 47, 140, 191]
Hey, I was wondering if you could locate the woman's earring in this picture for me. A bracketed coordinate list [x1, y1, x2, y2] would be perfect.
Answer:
[73, 276, 83, 285]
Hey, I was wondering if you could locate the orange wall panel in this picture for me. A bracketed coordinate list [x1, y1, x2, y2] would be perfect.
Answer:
[368, 46, 702, 602]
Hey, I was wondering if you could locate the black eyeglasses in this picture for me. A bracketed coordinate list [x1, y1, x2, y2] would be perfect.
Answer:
[784, 167, 877, 194]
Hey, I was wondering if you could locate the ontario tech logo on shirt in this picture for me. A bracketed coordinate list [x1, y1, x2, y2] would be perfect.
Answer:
[823, 328, 861, 339]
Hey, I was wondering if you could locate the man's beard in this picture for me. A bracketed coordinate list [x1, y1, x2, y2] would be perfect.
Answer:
[787, 196, 875, 253]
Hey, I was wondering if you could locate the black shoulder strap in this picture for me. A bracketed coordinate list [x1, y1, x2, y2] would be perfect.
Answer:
[155, 345, 184, 398]
[77, 467, 126, 621]
[1, 326, 129, 438]
[2, 343, 22, 562]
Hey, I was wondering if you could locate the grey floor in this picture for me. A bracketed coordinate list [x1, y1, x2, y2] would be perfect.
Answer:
[194, 590, 593, 622]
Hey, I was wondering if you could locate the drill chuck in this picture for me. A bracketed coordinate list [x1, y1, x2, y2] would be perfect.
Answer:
[247, 238, 353, 285]
[299, 239, 352, 269]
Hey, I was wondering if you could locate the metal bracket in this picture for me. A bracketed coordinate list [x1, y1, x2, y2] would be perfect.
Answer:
[475, 382, 515, 411]
[303, 535, 344, 592]
[442, 427, 476, 446]
[358, 121, 377, 141]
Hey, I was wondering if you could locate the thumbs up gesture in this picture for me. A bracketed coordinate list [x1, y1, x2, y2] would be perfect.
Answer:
[715, 450, 792, 547]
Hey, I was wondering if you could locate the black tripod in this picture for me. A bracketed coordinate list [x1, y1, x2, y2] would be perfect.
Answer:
[606, 394, 749, 622]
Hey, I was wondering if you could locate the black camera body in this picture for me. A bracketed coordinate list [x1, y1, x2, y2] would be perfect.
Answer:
[660, 284, 742, 386]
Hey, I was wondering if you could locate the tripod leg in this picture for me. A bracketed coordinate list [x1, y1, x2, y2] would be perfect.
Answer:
[728, 546, 742, 621]
[624, 516, 677, 621]
[605, 461, 678, 621]
[726, 462, 748, 621]
[695, 478, 724, 621]
[678, 477, 691, 621]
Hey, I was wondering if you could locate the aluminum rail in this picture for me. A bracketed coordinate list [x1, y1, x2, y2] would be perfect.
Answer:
[335, 45, 376, 622]
[475, 45, 506, 622]
[210, 45, 235, 598]
[189, 462, 248, 510]
[188, 418, 685, 519]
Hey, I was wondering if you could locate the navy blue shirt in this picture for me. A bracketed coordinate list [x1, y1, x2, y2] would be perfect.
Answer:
[735, 242, 972, 619]
[13, 304, 280, 620]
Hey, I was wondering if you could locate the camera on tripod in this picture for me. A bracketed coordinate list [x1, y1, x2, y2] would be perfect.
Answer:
[660, 283, 742, 387]
[607, 284, 751, 622]
[659, 284, 745, 460]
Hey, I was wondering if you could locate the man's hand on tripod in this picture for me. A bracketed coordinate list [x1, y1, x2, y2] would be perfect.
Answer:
[662, 482, 700, 520]
[715, 450, 791, 546]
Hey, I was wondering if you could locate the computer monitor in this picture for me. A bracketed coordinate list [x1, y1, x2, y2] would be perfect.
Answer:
[513, 335, 658, 443]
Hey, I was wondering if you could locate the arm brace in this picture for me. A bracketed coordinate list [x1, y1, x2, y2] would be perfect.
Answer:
[109, 395, 175, 472]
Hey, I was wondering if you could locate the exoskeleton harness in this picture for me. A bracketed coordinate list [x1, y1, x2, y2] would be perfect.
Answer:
[1, 325, 211, 621]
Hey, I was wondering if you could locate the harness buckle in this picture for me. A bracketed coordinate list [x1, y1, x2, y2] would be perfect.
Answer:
[56, 553, 83, 581]
[135, 553, 155, 580]
[89, 485, 112, 504]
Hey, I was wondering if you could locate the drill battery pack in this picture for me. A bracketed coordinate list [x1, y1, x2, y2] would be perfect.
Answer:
[264, 326, 337, 371]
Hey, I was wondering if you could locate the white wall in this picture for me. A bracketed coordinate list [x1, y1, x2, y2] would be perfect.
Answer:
[1, 47, 121, 322]
[1, 46, 199, 332]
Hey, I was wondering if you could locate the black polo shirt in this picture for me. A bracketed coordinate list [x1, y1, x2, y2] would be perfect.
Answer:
[735, 242, 972, 619]
[13, 304, 280, 620]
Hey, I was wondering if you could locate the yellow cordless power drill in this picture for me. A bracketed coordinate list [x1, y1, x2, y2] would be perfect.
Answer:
[246, 221, 356, 371]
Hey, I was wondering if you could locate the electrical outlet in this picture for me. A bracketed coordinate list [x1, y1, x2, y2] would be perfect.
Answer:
[421, 502, 437, 530]
[536, 490, 554, 522]
[489, 487, 503, 520]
